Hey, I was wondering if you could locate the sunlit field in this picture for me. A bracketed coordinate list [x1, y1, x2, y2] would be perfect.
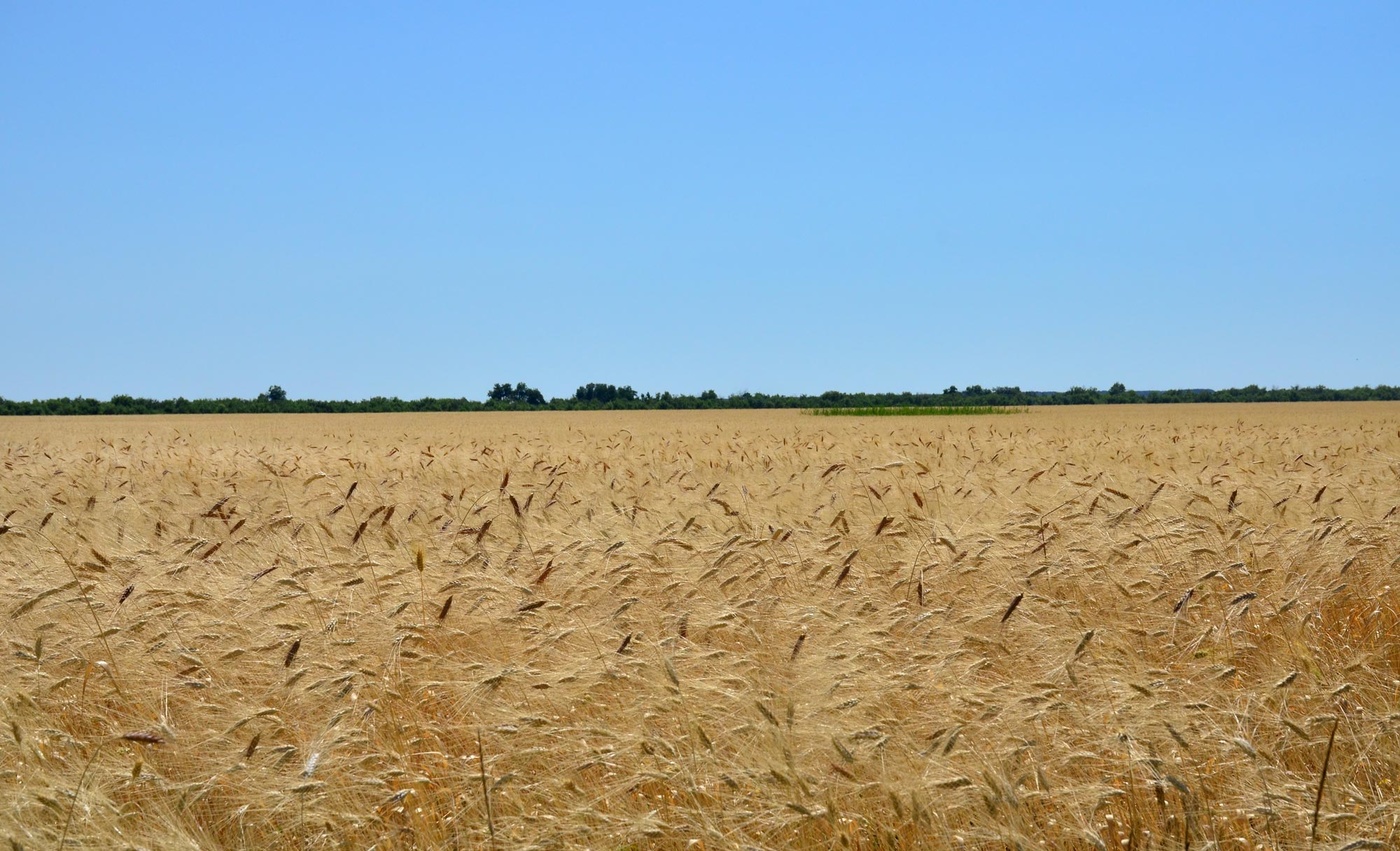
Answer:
[2, 405, 1398, 850]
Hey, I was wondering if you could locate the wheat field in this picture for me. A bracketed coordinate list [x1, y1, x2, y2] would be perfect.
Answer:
[2, 405, 1398, 850]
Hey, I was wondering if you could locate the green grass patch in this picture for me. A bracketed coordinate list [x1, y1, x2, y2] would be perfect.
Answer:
[807, 405, 1027, 417]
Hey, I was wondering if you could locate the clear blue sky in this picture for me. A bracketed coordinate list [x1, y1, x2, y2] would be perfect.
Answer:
[3, 3, 1396, 401]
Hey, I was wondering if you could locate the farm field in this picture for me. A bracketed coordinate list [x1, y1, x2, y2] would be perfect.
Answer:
[2, 404, 1399, 850]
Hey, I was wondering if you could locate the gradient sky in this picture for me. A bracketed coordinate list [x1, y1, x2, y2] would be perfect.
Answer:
[3, 3, 1397, 401]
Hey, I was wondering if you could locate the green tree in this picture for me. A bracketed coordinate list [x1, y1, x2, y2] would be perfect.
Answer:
[574, 383, 638, 404]
[1106, 382, 1134, 404]
[488, 382, 545, 406]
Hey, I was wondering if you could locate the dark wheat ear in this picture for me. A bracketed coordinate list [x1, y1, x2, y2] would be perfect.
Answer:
[1311, 718, 1340, 848]
[1001, 592, 1024, 622]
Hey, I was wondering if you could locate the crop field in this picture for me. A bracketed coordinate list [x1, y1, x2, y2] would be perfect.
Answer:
[809, 407, 1026, 417]
[2, 404, 1399, 850]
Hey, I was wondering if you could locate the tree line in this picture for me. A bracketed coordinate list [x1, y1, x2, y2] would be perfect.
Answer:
[1, 381, 1397, 416]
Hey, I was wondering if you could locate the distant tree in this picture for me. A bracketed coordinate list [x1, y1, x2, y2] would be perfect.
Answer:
[267, 385, 287, 402]
[574, 383, 638, 404]
[1105, 382, 1135, 404]
[574, 383, 608, 403]
[489, 382, 545, 406]
[1064, 386, 1101, 405]
[700, 390, 718, 401]
[944, 386, 959, 396]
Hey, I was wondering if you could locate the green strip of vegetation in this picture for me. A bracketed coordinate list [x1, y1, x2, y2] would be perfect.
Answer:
[4, 381, 1399, 416]
[809, 406, 1027, 417]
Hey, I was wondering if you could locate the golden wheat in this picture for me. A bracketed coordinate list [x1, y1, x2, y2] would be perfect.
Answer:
[0, 404, 1397, 849]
